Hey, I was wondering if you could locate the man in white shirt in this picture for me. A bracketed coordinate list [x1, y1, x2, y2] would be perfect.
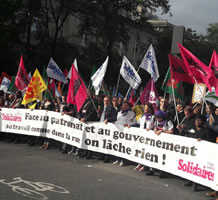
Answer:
[113, 100, 137, 166]
[116, 100, 136, 127]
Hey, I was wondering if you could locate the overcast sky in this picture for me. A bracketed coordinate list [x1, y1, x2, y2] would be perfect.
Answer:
[156, 0, 218, 35]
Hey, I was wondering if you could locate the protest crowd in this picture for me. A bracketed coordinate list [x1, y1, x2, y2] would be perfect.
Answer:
[0, 43, 218, 199]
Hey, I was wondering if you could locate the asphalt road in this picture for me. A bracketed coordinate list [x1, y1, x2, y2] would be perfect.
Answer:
[0, 141, 213, 200]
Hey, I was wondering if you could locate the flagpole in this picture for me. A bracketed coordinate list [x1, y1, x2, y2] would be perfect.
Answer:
[163, 91, 166, 99]
[171, 79, 179, 125]
[193, 76, 214, 122]
[201, 99, 205, 115]
[125, 86, 132, 100]
[177, 103, 198, 125]
[87, 91, 98, 114]
[115, 73, 121, 96]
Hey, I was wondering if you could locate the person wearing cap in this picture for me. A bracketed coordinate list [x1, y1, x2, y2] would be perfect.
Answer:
[183, 115, 210, 191]
[153, 110, 174, 135]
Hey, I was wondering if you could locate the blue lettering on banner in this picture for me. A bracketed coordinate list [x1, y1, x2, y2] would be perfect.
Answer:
[124, 63, 140, 83]
[48, 63, 65, 79]
[146, 51, 157, 80]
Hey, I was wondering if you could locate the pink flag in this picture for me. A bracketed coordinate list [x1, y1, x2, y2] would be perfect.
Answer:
[67, 64, 87, 112]
[208, 50, 218, 96]
[140, 79, 159, 110]
[178, 43, 213, 91]
[15, 55, 30, 90]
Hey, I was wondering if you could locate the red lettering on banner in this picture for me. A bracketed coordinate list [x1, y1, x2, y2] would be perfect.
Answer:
[2, 113, 22, 122]
[178, 159, 214, 182]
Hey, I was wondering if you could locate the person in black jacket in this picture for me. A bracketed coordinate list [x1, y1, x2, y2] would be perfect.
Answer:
[77, 91, 98, 159]
[98, 96, 117, 123]
[97, 96, 117, 162]
[173, 103, 185, 135]
[176, 106, 196, 136]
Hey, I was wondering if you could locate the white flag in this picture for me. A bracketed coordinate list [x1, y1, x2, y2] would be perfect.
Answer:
[205, 88, 218, 106]
[67, 59, 78, 80]
[46, 58, 67, 83]
[91, 56, 109, 95]
[139, 44, 159, 82]
[28, 72, 32, 79]
[0, 76, 11, 92]
[120, 56, 141, 89]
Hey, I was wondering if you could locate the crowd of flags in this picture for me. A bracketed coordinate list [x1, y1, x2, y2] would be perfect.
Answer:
[0, 43, 218, 112]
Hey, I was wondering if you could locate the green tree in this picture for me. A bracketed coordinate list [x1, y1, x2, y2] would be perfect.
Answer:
[0, 0, 22, 73]
[206, 23, 218, 52]
[184, 28, 213, 65]
[78, 0, 171, 84]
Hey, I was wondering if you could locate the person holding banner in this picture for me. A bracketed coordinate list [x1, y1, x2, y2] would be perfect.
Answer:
[40, 98, 55, 150]
[146, 110, 174, 178]
[183, 115, 210, 191]
[158, 97, 172, 121]
[97, 96, 117, 162]
[77, 90, 98, 159]
[206, 106, 218, 143]
[111, 96, 120, 112]
[134, 103, 154, 171]
[113, 100, 137, 166]
[0, 97, 5, 140]
[176, 106, 196, 137]
[173, 103, 185, 135]
[9, 91, 24, 144]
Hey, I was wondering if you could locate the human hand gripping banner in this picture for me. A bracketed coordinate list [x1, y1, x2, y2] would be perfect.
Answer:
[0, 108, 218, 191]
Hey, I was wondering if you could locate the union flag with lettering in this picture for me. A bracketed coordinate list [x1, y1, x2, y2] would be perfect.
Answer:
[67, 64, 87, 112]
[22, 68, 47, 105]
[15, 55, 30, 90]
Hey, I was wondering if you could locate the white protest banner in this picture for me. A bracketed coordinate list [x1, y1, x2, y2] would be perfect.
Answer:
[0, 108, 218, 191]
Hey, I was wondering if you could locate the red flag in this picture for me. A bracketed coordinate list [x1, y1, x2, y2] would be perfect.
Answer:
[129, 89, 136, 106]
[67, 64, 87, 112]
[178, 43, 213, 91]
[169, 54, 195, 84]
[0, 72, 12, 85]
[15, 55, 30, 90]
[140, 79, 159, 111]
[48, 79, 55, 97]
[63, 69, 69, 77]
[208, 50, 218, 96]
